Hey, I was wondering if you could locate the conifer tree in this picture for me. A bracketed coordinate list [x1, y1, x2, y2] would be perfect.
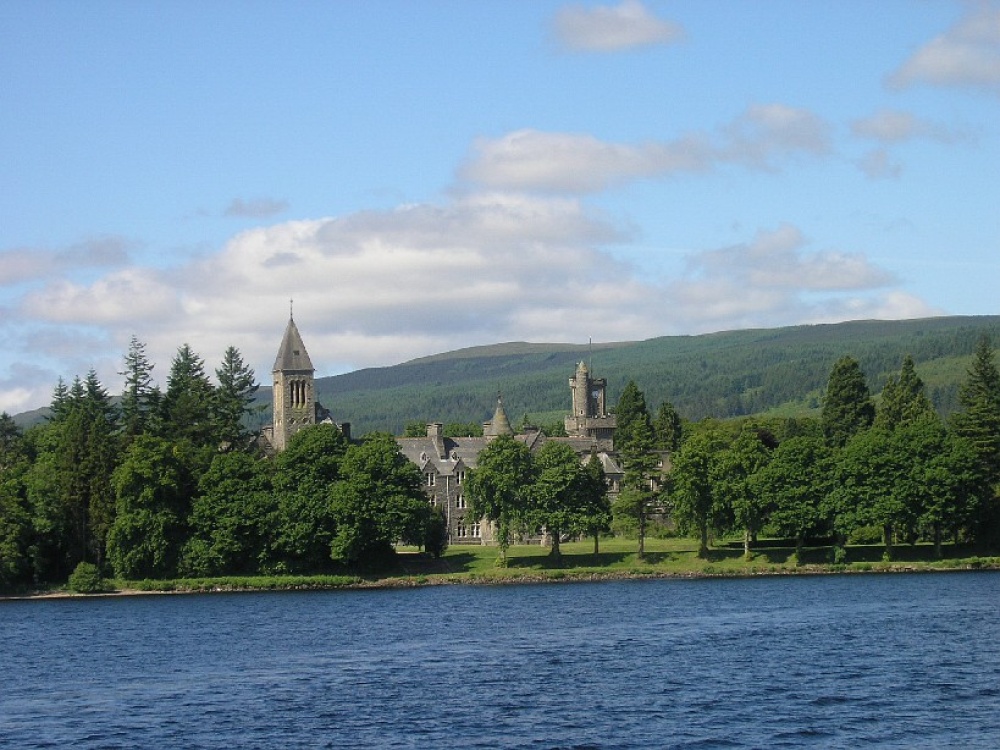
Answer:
[214, 345, 259, 451]
[120, 335, 160, 439]
[951, 335, 1000, 485]
[161, 344, 216, 446]
[653, 400, 683, 452]
[821, 356, 875, 448]
[875, 354, 933, 430]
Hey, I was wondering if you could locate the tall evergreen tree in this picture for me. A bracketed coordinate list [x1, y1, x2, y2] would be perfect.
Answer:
[875, 354, 933, 430]
[214, 345, 259, 451]
[615, 380, 651, 452]
[821, 356, 875, 448]
[120, 335, 160, 440]
[161, 344, 216, 446]
[653, 400, 683, 452]
[951, 335, 1000, 485]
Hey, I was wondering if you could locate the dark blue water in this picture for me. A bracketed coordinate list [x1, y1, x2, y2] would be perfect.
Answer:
[2, 573, 1000, 749]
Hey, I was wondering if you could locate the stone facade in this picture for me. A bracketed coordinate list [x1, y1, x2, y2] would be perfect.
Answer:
[265, 319, 623, 545]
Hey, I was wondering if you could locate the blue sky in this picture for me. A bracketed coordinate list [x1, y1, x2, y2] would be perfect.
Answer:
[2, 1, 998, 414]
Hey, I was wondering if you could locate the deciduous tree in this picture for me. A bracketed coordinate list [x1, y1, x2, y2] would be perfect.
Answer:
[466, 434, 535, 566]
[329, 433, 427, 566]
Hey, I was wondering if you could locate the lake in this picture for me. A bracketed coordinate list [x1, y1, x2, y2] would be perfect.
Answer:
[2, 572, 1000, 749]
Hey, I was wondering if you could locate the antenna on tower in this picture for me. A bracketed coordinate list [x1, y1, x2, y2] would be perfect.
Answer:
[589, 336, 593, 371]
[289, 298, 294, 320]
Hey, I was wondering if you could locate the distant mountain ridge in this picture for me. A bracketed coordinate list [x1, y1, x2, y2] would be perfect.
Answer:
[304, 315, 1000, 435]
[14, 316, 1000, 435]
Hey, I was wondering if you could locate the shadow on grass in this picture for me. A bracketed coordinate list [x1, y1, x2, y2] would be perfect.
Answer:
[387, 552, 481, 576]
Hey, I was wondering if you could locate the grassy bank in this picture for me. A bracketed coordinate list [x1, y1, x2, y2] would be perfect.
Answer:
[95, 538, 1000, 595]
[7, 537, 1000, 599]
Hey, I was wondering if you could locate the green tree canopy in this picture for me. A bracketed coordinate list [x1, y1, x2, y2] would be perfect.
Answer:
[214, 346, 259, 452]
[329, 433, 427, 566]
[822, 356, 875, 448]
[465, 434, 535, 565]
[951, 335, 1000, 485]
[529, 441, 590, 559]
[875, 354, 933, 430]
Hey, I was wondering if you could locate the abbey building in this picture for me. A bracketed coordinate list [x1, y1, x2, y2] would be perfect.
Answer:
[264, 317, 622, 544]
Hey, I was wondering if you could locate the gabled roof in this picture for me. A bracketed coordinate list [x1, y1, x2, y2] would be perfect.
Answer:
[273, 316, 314, 373]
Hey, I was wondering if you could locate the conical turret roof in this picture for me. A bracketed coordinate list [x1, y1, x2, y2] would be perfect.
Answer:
[485, 393, 514, 437]
[272, 316, 314, 373]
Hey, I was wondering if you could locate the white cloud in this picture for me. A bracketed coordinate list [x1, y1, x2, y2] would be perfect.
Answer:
[851, 109, 966, 144]
[889, 4, 1000, 94]
[462, 105, 832, 193]
[0, 237, 132, 285]
[552, 0, 683, 52]
[2, 194, 930, 415]
[460, 129, 712, 192]
[719, 104, 832, 170]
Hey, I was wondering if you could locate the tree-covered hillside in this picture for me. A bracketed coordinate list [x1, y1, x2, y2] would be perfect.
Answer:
[255, 316, 1000, 435]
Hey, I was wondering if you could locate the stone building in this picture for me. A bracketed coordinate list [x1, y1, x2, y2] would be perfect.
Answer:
[262, 314, 345, 453]
[396, 387, 623, 545]
[265, 318, 622, 544]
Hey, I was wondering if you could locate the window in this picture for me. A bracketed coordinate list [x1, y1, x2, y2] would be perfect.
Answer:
[456, 523, 467, 538]
[472, 523, 481, 538]
[426, 473, 436, 487]
[455, 495, 466, 509]
[456, 470, 465, 485]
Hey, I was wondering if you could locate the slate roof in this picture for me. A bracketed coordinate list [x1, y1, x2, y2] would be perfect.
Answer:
[273, 316, 314, 373]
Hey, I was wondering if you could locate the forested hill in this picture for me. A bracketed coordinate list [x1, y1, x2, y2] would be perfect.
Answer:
[293, 315, 1000, 435]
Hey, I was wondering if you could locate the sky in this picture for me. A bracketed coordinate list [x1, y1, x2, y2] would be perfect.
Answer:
[1, 1, 998, 415]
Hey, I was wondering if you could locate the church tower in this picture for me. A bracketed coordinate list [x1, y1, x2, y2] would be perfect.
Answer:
[271, 313, 315, 452]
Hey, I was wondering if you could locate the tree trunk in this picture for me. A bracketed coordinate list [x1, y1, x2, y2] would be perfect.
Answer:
[550, 530, 561, 559]
[699, 523, 709, 558]
[933, 523, 942, 559]
[883, 523, 894, 560]
[593, 532, 599, 556]
[795, 534, 804, 566]
[743, 529, 751, 559]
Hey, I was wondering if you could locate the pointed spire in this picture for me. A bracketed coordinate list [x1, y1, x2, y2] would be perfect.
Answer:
[273, 314, 314, 373]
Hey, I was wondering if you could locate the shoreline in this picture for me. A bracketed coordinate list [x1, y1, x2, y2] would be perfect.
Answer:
[5, 559, 999, 602]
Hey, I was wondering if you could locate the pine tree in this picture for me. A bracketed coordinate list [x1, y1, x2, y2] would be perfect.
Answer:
[951, 335, 1000, 485]
[821, 356, 875, 448]
[161, 344, 216, 446]
[653, 400, 683, 452]
[875, 354, 933, 430]
[120, 335, 160, 440]
[214, 345, 259, 451]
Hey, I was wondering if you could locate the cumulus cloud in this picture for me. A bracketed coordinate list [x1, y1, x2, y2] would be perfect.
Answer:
[1, 194, 932, 418]
[888, 4, 1000, 94]
[460, 129, 712, 192]
[0, 236, 132, 286]
[668, 226, 933, 332]
[224, 197, 290, 218]
[552, 0, 683, 52]
[719, 104, 832, 169]
[462, 105, 832, 193]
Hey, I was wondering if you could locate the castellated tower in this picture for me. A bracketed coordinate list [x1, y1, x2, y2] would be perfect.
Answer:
[271, 314, 315, 452]
[564, 360, 617, 448]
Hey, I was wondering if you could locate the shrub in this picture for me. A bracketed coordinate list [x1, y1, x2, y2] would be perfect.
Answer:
[67, 562, 109, 594]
